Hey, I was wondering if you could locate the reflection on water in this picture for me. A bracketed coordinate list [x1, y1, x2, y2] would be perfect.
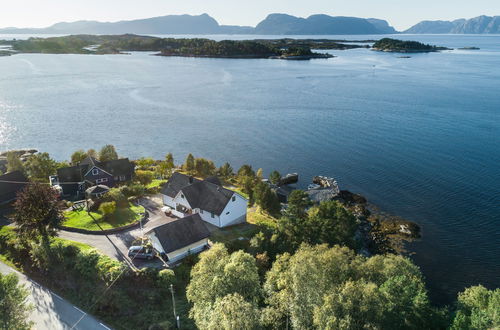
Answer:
[0, 34, 499, 303]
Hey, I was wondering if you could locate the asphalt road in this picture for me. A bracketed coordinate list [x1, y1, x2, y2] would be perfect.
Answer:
[0, 261, 111, 330]
[58, 197, 175, 268]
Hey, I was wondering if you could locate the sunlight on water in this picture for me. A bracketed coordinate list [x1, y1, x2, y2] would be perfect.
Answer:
[0, 100, 16, 148]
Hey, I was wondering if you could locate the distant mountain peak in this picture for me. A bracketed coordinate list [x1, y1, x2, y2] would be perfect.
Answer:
[0, 12, 397, 35]
[405, 15, 500, 34]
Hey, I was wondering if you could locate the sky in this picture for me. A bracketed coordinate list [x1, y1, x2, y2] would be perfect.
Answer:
[1, 0, 499, 31]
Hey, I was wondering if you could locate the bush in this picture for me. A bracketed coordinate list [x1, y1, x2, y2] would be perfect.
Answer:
[99, 201, 116, 218]
[104, 188, 127, 207]
[135, 170, 155, 185]
[122, 184, 146, 198]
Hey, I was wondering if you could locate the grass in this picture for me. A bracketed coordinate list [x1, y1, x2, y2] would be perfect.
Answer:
[63, 203, 144, 231]
[52, 237, 95, 251]
[247, 207, 278, 229]
[226, 185, 250, 200]
[209, 223, 259, 243]
[147, 179, 167, 189]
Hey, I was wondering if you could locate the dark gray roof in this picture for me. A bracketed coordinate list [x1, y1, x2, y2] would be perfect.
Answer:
[148, 214, 210, 253]
[161, 172, 200, 198]
[204, 176, 222, 186]
[57, 165, 84, 183]
[79, 156, 98, 167]
[57, 157, 134, 183]
[161, 173, 238, 215]
[0, 171, 28, 204]
[181, 181, 234, 216]
[100, 158, 134, 176]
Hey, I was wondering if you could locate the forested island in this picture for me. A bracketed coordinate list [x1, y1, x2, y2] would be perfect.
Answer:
[372, 38, 450, 53]
[0, 34, 345, 60]
[0, 35, 454, 58]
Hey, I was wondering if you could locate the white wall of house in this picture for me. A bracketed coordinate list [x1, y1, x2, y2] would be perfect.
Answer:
[163, 195, 175, 208]
[147, 233, 208, 263]
[148, 232, 164, 253]
[218, 193, 248, 227]
[161, 191, 248, 228]
[196, 209, 222, 227]
[166, 238, 209, 263]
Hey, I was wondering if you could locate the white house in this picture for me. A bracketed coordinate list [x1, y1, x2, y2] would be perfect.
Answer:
[161, 173, 248, 228]
[146, 214, 210, 264]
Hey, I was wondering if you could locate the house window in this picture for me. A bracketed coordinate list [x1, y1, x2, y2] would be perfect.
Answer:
[200, 210, 204, 214]
[226, 212, 230, 215]
[120, 175, 126, 181]
[211, 213, 215, 218]
[232, 196, 236, 202]
[92, 169, 98, 175]
[181, 194, 185, 199]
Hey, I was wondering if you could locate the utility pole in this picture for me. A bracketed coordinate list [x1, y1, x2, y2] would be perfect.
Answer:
[170, 284, 180, 328]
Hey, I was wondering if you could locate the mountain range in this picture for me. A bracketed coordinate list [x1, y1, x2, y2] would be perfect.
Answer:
[0, 13, 395, 35]
[404, 16, 500, 34]
[1, 13, 499, 35]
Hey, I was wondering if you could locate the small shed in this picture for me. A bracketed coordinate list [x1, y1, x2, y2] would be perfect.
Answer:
[146, 214, 210, 264]
[85, 185, 110, 199]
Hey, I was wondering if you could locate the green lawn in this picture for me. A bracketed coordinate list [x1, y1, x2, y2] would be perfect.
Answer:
[146, 179, 167, 189]
[63, 203, 145, 231]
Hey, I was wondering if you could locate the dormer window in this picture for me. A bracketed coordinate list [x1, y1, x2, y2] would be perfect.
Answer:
[232, 196, 236, 202]
[92, 169, 98, 175]
[181, 194, 185, 199]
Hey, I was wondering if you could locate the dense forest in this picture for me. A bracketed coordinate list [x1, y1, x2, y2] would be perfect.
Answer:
[0, 34, 341, 58]
[372, 38, 450, 52]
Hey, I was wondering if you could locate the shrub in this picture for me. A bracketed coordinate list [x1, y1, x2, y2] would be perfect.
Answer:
[122, 184, 146, 198]
[99, 201, 116, 218]
[135, 170, 155, 185]
[104, 188, 128, 207]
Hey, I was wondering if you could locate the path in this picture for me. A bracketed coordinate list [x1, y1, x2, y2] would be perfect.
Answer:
[58, 196, 175, 268]
[0, 261, 111, 330]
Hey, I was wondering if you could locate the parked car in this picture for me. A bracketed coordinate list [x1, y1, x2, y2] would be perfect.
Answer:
[128, 246, 155, 260]
[161, 206, 172, 216]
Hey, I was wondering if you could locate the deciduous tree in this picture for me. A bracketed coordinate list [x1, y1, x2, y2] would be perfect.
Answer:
[450, 285, 500, 330]
[6, 152, 24, 174]
[0, 273, 33, 330]
[71, 149, 87, 164]
[24, 152, 58, 182]
[13, 183, 63, 245]
[98, 145, 118, 162]
[187, 244, 261, 328]
[135, 170, 155, 186]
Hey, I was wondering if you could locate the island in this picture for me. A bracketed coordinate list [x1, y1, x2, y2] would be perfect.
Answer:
[0, 34, 356, 60]
[372, 38, 450, 53]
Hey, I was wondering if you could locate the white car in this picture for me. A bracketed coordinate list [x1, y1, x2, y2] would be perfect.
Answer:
[161, 206, 172, 215]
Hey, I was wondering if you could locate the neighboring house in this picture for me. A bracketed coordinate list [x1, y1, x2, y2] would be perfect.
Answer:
[161, 173, 248, 228]
[51, 156, 134, 198]
[146, 214, 210, 264]
[0, 171, 29, 205]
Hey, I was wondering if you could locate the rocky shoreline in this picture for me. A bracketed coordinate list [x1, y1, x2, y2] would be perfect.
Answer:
[337, 190, 421, 256]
